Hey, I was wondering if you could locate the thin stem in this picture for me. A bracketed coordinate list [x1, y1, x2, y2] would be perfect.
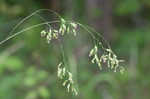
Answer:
[76, 22, 111, 50]
[0, 20, 60, 45]
[59, 39, 68, 68]
[36, 13, 51, 27]
[76, 22, 106, 51]
[3, 9, 61, 45]
[74, 22, 97, 46]
[86, 25, 111, 49]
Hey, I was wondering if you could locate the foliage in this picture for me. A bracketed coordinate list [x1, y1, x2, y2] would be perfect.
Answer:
[0, 9, 124, 96]
[0, 0, 150, 99]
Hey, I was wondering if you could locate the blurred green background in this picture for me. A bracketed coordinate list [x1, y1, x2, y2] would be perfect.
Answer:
[0, 0, 150, 99]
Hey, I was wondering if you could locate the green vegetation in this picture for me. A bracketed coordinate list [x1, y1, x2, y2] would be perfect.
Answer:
[0, 0, 150, 99]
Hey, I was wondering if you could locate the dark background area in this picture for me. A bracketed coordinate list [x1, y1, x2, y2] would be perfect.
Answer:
[0, 0, 150, 99]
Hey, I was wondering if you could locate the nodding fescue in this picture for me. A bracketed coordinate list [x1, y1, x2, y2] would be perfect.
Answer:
[40, 18, 78, 44]
[57, 62, 78, 96]
[0, 9, 124, 96]
[40, 18, 124, 95]
[89, 45, 124, 73]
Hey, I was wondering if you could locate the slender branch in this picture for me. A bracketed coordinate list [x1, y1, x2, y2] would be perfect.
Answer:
[0, 21, 60, 45]
[1, 9, 61, 45]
